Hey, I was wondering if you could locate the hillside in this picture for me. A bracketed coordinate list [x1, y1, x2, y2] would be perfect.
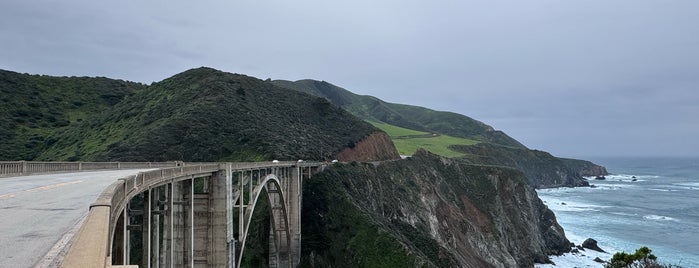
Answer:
[301, 150, 570, 267]
[1, 68, 395, 162]
[272, 79, 607, 187]
[0, 69, 145, 160]
[452, 143, 601, 188]
[271, 79, 525, 148]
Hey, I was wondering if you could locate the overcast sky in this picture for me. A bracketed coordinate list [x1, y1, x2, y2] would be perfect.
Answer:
[2, 0, 698, 158]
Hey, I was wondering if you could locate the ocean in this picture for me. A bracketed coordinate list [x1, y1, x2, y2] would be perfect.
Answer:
[536, 157, 699, 267]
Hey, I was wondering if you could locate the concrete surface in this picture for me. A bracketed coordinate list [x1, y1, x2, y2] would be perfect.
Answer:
[0, 169, 153, 268]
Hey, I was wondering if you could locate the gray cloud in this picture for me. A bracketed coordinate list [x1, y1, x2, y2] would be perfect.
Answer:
[1, 0, 697, 157]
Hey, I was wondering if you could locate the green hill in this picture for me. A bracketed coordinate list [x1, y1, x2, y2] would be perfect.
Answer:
[271, 79, 525, 148]
[0, 69, 146, 160]
[1, 68, 380, 162]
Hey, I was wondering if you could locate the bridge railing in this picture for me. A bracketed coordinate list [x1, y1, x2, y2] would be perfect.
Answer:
[61, 163, 222, 268]
[0, 161, 181, 177]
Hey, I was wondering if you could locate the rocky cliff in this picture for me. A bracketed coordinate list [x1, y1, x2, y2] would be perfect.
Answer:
[560, 158, 609, 177]
[452, 143, 603, 188]
[301, 150, 570, 267]
[335, 132, 401, 162]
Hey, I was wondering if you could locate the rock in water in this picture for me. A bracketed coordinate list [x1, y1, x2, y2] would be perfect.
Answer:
[594, 176, 606, 180]
[582, 238, 606, 253]
[594, 257, 605, 263]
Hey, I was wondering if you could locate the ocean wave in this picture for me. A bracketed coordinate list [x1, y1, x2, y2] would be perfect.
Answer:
[610, 212, 638, 217]
[586, 174, 657, 182]
[648, 188, 679, 192]
[643, 214, 678, 222]
[540, 197, 608, 212]
[674, 182, 699, 190]
[588, 183, 638, 190]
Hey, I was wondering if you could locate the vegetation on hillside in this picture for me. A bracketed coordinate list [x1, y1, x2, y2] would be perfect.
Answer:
[271, 79, 525, 148]
[272, 78, 607, 187]
[607, 247, 682, 268]
[452, 143, 590, 188]
[369, 121, 478, 157]
[1, 68, 378, 162]
[0, 69, 145, 160]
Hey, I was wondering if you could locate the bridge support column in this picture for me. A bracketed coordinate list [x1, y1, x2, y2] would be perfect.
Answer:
[288, 167, 302, 267]
[152, 186, 161, 268]
[169, 178, 195, 267]
[123, 201, 130, 265]
[210, 167, 231, 267]
[143, 189, 151, 268]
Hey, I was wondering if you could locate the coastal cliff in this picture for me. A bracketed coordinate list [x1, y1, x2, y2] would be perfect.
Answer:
[452, 143, 606, 188]
[335, 131, 401, 162]
[560, 158, 609, 177]
[301, 150, 570, 267]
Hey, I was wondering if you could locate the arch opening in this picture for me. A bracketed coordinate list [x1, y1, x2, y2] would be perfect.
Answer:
[236, 173, 291, 268]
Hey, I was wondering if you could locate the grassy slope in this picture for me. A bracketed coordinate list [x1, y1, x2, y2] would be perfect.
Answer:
[368, 121, 478, 157]
[0, 69, 145, 160]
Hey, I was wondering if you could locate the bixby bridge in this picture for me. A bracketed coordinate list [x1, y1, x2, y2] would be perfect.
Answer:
[0, 161, 325, 268]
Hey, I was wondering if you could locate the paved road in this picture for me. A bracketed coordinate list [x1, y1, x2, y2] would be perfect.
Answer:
[0, 169, 154, 268]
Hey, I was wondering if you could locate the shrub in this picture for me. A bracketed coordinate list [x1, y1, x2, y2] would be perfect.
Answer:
[606, 246, 680, 268]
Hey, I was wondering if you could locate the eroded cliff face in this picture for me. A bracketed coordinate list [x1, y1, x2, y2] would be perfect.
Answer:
[335, 131, 401, 162]
[301, 150, 569, 267]
[453, 143, 597, 188]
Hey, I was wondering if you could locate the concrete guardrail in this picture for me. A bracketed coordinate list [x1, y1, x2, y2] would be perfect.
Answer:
[0, 161, 181, 178]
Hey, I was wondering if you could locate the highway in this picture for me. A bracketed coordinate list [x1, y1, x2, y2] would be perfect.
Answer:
[0, 169, 154, 268]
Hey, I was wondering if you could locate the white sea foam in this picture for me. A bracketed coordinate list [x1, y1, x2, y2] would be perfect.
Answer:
[535, 251, 608, 268]
[643, 214, 678, 222]
[587, 174, 657, 182]
[647, 188, 678, 192]
[539, 196, 608, 212]
[587, 183, 637, 190]
[535, 230, 614, 268]
[610, 212, 638, 217]
[673, 182, 699, 190]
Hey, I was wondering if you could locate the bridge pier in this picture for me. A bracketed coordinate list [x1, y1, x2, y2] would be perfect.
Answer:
[210, 167, 231, 267]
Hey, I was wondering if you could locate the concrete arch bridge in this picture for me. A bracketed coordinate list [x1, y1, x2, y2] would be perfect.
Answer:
[33, 161, 327, 268]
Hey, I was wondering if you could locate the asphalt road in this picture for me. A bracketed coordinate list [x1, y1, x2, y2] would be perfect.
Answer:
[0, 169, 154, 268]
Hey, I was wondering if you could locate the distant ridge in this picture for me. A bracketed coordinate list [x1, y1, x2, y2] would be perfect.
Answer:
[272, 79, 525, 148]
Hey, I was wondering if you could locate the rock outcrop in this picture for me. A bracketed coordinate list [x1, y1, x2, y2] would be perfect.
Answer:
[335, 131, 401, 162]
[582, 238, 606, 253]
[559, 158, 609, 177]
[302, 149, 570, 267]
[452, 143, 592, 188]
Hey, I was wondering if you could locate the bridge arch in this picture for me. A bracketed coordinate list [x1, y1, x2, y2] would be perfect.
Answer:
[236, 173, 292, 268]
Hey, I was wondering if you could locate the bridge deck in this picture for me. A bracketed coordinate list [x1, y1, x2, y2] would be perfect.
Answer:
[0, 169, 154, 268]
